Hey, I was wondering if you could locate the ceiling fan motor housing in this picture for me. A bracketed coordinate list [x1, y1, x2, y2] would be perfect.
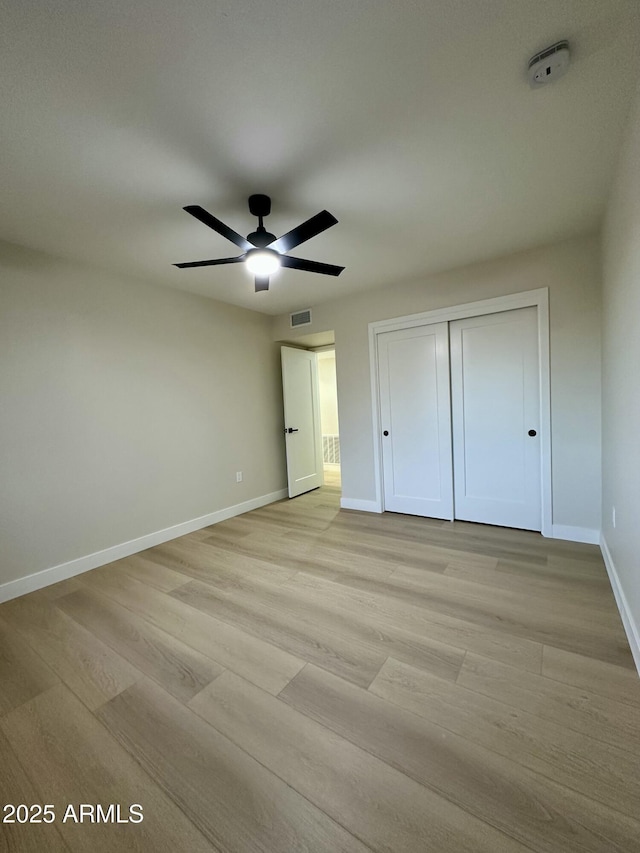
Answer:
[247, 228, 277, 247]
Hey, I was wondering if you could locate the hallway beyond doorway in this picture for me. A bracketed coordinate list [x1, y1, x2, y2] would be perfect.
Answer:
[323, 465, 341, 491]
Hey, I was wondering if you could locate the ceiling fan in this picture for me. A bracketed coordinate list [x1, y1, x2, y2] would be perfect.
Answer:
[174, 194, 345, 292]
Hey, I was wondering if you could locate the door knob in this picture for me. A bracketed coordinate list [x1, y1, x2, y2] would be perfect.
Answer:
[383, 430, 389, 437]
[528, 429, 537, 437]
[285, 427, 299, 434]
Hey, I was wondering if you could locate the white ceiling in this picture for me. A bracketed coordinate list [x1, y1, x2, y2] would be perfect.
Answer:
[1, 1, 639, 316]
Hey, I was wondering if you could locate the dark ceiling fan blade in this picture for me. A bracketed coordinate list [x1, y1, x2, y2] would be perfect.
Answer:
[254, 276, 270, 292]
[269, 210, 338, 253]
[280, 255, 345, 276]
[174, 256, 245, 269]
[183, 205, 253, 251]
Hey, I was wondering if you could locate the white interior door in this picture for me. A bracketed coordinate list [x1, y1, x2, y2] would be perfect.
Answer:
[450, 307, 541, 530]
[378, 323, 453, 518]
[281, 346, 323, 498]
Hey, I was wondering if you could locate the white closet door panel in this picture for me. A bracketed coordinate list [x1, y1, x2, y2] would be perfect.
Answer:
[450, 307, 541, 530]
[378, 323, 453, 518]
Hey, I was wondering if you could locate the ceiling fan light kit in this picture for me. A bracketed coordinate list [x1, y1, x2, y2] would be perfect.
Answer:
[174, 194, 344, 292]
[245, 248, 281, 276]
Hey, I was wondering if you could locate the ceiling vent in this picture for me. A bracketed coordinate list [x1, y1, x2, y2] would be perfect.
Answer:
[290, 308, 312, 328]
[528, 41, 570, 88]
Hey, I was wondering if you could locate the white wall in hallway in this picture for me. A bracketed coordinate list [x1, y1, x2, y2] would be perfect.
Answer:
[318, 352, 339, 436]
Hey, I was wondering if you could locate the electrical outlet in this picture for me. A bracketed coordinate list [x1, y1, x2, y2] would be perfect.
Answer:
[612, 506, 616, 528]
[236, 471, 243, 483]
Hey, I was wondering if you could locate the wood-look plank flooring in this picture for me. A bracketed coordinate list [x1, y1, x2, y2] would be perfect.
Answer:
[2, 469, 640, 853]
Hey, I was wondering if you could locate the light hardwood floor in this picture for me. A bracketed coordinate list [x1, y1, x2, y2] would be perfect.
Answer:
[2, 471, 640, 852]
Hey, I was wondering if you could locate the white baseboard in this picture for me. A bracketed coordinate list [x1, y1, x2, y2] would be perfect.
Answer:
[600, 535, 640, 676]
[551, 525, 600, 545]
[0, 488, 288, 605]
[340, 497, 382, 513]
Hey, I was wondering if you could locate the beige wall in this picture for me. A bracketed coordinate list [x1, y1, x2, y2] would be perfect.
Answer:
[0, 241, 286, 588]
[318, 352, 339, 436]
[273, 233, 602, 533]
[602, 81, 640, 653]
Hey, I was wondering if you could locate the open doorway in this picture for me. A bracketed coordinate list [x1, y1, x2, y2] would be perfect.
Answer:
[316, 348, 341, 490]
[277, 329, 341, 498]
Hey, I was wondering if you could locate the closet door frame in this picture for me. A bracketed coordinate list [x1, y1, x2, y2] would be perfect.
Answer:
[368, 288, 552, 537]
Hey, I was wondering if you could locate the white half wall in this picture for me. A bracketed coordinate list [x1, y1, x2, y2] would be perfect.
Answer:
[273, 234, 602, 534]
[0, 240, 287, 589]
[602, 79, 640, 669]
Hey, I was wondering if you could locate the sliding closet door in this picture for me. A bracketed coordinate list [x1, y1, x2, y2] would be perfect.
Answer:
[450, 307, 541, 531]
[378, 323, 453, 518]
